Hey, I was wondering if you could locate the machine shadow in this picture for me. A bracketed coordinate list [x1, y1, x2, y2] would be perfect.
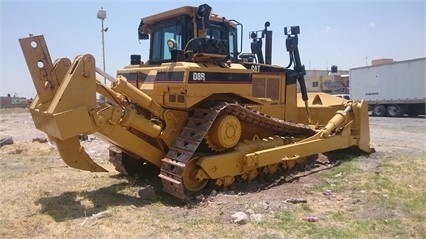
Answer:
[35, 177, 186, 222]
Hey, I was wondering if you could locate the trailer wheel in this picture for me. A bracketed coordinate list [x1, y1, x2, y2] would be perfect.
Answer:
[387, 104, 404, 117]
[372, 105, 386, 117]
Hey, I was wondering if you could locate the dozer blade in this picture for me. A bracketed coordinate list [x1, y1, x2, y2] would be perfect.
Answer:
[349, 99, 374, 153]
[317, 99, 374, 154]
[53, 136, 107, 172]
[297, 92, 374, 153]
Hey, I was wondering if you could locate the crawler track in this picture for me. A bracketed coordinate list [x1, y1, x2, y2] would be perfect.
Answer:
[158, 102, 315, 200]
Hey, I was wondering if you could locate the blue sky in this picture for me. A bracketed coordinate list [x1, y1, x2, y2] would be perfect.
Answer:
[1, 0, 425, 98]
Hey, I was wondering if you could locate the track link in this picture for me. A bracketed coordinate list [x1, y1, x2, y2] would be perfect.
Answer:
[159, 102, 315, 200]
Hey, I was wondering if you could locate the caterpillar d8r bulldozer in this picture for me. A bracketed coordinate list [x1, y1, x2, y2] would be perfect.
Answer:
[19, 4, 373, 200]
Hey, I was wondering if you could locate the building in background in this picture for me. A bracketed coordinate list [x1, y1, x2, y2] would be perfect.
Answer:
[301, 58, 400, 95]
[303, 68, 350, 94]
[0, 94, 31, 108]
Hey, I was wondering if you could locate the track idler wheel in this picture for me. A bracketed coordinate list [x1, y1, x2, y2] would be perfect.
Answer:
[205, 114, 242, 152]
[182, 158, 208, 192]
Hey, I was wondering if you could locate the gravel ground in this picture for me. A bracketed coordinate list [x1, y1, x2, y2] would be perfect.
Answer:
[369, 116, 426, 155]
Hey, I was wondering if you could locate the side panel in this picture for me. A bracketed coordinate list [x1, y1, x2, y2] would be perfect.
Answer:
[250, 73, 285, 119]
[184, 67, 256, 108]
[117, 63, 260, 109]
[349, 58, 426, 103]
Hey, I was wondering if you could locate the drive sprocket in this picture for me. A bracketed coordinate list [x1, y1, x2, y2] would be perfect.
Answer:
[205, 114, 242, 152]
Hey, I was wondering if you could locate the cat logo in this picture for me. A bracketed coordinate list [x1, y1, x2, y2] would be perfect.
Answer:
[251, 65, 260, 72]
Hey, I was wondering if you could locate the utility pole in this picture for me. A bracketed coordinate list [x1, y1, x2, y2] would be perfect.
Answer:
[97, 7, 107, 85]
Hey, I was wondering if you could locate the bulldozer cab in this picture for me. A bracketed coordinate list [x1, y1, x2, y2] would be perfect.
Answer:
[137, 4, 241, 65]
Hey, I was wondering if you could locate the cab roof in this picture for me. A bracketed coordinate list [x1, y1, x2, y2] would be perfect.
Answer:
[142, 6, 197, 25]
[141, 5, 233, 26]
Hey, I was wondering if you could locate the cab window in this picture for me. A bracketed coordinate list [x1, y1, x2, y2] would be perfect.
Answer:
[149, 16, 192, 64]
[229, 30, 237, 61]
[151, 25, 183, 62]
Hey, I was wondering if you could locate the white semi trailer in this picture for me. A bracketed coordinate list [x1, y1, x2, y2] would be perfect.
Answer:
[349, 57, 425, 117]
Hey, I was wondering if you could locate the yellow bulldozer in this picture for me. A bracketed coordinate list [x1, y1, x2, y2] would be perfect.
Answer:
[19, 4, 373, 200]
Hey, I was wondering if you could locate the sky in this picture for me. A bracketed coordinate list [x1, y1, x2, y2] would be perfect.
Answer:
[1, 0, 425, 98]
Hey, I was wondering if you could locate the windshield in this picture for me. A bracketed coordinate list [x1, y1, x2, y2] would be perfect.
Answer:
[148, 16, 238, 63]
[150, 19, 188, 63]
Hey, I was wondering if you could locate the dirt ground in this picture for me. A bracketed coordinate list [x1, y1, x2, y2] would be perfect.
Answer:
[0, 108, 425, 239]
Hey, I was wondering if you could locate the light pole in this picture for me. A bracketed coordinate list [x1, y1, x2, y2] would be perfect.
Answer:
[97, 7, 107, 85]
